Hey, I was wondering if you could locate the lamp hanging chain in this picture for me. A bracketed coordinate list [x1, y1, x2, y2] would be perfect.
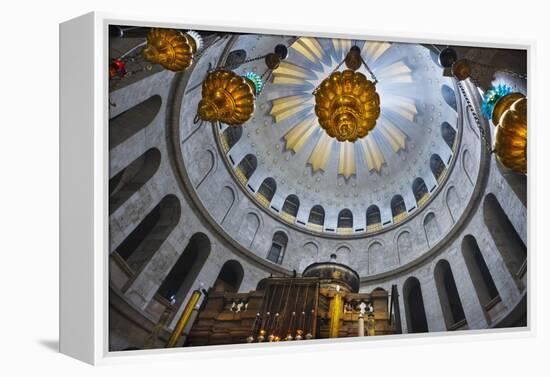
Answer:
[215, 53, 270, 72]
[312, 59, 345, 95]
[360, 55, 378, 84]
[311, 51, 378, 95]
[456, 80, 493, 153]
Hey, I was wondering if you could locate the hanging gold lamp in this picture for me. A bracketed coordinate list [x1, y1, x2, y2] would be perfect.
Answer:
[314, 69, 380, 142]
[142, 28, 202, 72]
[492, 93, 527, 174]
[197, 70, 259, 126]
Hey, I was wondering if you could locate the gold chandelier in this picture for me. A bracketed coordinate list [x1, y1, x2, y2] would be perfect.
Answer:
[314, 47, 380, 142]
[492, 93, 527, 174]
[196, 44, 288, 126]
[142, 28, 201, 72]
[197, 70, 257, 126]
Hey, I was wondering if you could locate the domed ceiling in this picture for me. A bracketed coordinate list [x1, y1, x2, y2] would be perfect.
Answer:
[215, 36, 460, 235]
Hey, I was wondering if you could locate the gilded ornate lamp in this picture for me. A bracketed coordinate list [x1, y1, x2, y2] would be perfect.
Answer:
[196, 44, 288, 126]
[491, 93, 527, 174]
[142, 28, 202, 72]
[313, 46, 381, 142]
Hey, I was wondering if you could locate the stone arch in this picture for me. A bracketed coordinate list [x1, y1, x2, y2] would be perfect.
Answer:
[434, 259, 467, 330]
[335, 245, 352, 266]
[462, 149, 474, 185]
[114, 194, 181, 273]
[237, 154, 257, 181]
[441, 84, 457, 112]
[155, 232, 210, 305]
[366, 205, 381, 229]
[193, 149, 216, 189]
[441, 121, 457, 150]
[391, 195, 406, 221]
[368, 241, 384, 275]
[308, 205, 325, 227]
[430, 153, 446, 182]
[267, 231, 288, 265]
[337, 208, 353, 229]
[397, 230, 414, 263]
[237, 211, 261, 248]
[497, 162, 527, 207]
[483, 193, 527, 286]
[445, 185, 460, 223]
[109, 148, 161, 215]
[299, 241, 320, 272]
[258, 177, 277, 203]
[412, 177, 429, 206]
[109, 95, 162, 149]
[282, 194, 300, 217]
[218, 185, 236, 224]
[213, 260, 244, 293]
[222, 126, 243, 150]
[423, 212, 441, 248]
[403, 277, 428, 333]
[461, 235, 500, 314]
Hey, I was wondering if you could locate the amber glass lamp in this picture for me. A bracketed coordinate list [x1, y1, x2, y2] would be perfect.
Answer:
[492, 93, 527, 174]
[314, 69, 380, 142]
[142, 28, 202, 72]
[197, 70, 258, 126]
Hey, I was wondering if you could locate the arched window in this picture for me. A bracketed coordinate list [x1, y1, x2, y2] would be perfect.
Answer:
[441, 122, 456, 150]
[267, 231, 288, 264]
[257, 177, 277, 204]
[110, 95, 162, 149]
[282, 195, 300, 217]
[222, 125, 243, 150]
[236, 154, 257, 181]
[115, 195, 181, 273]
[109, 148, 161, 215]
[156, 233, 210, 305]
[483, 194, 527, 285]
[366, 205, 381, 231]
[403, 277, 428, 333]
[391, 195, 406, 222]
[434, 260, 467, 330]
[441, 84, 457, 112]
[213, 260, 244, 293]
[412, 178, 429, 206]
[337, 209, 353, 229]
[308, 205, 325, 227]
[462, 235, 500, 313]
[430, 154, 446, 182]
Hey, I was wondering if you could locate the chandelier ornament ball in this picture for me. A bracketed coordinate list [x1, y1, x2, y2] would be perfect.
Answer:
[314, 69, 381, 142]
[438, 47, 458, 68]
[142, 28, 202, 72]
[451, 58, 472, 81]
[197, 69, 258, 126]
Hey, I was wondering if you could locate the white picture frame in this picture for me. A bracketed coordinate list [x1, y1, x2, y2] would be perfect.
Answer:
[59, 11, 534, 365]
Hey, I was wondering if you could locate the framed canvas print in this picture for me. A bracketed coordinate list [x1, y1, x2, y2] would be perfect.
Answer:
[59, 12, 531, 365]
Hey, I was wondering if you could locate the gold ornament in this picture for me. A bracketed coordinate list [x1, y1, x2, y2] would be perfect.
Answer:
[142, 28, 197, 71]
[314, 69, 380, 142]
[492, 93, 527, 174]
[452, 59, 471, 81]
[197, 70, 256, 126]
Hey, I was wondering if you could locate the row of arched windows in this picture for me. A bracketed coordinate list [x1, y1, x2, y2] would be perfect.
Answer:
[233, 152, 449, 232]
[403, 194, 526, 333]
